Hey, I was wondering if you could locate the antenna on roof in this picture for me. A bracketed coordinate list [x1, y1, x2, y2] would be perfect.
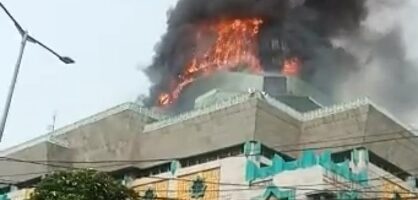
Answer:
[47, 111, 57, 133]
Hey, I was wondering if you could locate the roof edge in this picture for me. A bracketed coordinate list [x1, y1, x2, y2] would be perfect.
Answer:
[0, 102, 160, 156]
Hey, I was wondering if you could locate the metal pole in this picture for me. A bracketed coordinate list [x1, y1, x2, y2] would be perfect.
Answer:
[0, 32, 28, 142]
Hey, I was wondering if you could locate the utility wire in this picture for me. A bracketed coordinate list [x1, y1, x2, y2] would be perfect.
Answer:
[1, 160, 417, 199]
[0, 161, 413, 195]
[278, 134, 418, 153]
[272, 128, 418, 150]
[131, 173, 416, 194]
[1, 130, 416, 165]
[0, 130, 416, 186]
[0, 130, 416, 197]
[132, 186, 417, 195]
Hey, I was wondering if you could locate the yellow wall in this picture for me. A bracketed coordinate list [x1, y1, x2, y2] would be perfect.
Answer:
[135, 180, 169, 199]
[176, 168, 220, 200]
[381, 178, 416, 199]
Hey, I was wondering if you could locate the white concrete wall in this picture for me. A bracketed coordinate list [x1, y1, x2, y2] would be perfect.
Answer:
[7, 188, 33, 200]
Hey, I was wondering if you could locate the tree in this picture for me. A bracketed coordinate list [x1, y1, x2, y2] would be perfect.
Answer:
[30, 169, 139, 200]
[393, 192, 402, 200]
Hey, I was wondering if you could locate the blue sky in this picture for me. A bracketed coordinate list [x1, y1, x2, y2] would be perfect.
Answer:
[0, 0, 176, 149]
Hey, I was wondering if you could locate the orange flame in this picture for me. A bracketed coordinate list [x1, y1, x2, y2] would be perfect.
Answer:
[281, 57, 301, 76]
[158, 18, 263, 106]
[158, 93, 171, 106]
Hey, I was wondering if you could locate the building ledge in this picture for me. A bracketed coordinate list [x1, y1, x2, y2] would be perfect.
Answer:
[0, 102, 163, 156]
[144, 90, 415, 137]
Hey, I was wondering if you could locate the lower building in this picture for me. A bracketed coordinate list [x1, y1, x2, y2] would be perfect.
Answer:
[1, 141, 417, 200]
[0, 74, 418, 199]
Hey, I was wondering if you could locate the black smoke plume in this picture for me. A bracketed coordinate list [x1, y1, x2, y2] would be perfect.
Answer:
[144, 0, 367, 107]
[143, 0, 418, 125]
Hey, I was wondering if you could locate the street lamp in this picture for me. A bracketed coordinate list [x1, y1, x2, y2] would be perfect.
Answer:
[0, 2, 75, 142]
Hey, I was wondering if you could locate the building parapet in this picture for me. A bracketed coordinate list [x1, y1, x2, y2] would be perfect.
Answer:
[143, 91, 371, 131]
[144, 90, 416, 135]
[143, 93, 254, 132]
[301, 98, 370, 121]
[143, 90, 304, 132]
[0, 102, 163, 156]
[2, 90, 415, 159]
[365, 100, 418, 135]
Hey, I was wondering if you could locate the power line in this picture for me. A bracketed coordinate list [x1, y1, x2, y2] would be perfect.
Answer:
[0, 160, 408, 192]
[132, 187, 417, 195]
[0, 130, 416, 198]
[1, 159, 417, 199]
[272, 128, 418, 150]
[0, 130, 414, 187]
[125, 164, 418, 198]
[131, 181, 418, 198]
[278, 134, 418, 153]
[0, 128, 414, 166]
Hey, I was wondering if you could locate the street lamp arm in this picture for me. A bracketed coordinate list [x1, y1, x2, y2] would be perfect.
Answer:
[0, 2, 76, 143]
[28, 36, 75, 64]
[0, 2, 24, 36]
[0, 2, 75, 65]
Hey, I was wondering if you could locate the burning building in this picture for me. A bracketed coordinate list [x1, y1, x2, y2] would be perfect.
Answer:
[2, 0, 418, 199]
[144, 0, 418, 125]
[145, 0, 366, 112]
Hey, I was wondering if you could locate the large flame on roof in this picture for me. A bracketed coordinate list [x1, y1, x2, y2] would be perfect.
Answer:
[158, 18, 263, 106]
[281, 57, 301, 76]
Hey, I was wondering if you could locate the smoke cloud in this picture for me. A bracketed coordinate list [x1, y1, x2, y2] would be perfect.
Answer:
[144, 0, 418, 124]
[334, 0, 418, 124]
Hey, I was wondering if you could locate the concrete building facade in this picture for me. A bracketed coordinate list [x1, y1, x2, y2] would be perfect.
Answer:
[0, 73, 417, 199]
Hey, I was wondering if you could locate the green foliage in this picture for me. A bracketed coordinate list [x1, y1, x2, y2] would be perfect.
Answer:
[30, 169, 139, 200]
[393, 192, 402, 200]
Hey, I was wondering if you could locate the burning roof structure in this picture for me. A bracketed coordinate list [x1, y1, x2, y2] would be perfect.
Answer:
[144, 0, 364, 107]
[143, 0, 418, 123]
